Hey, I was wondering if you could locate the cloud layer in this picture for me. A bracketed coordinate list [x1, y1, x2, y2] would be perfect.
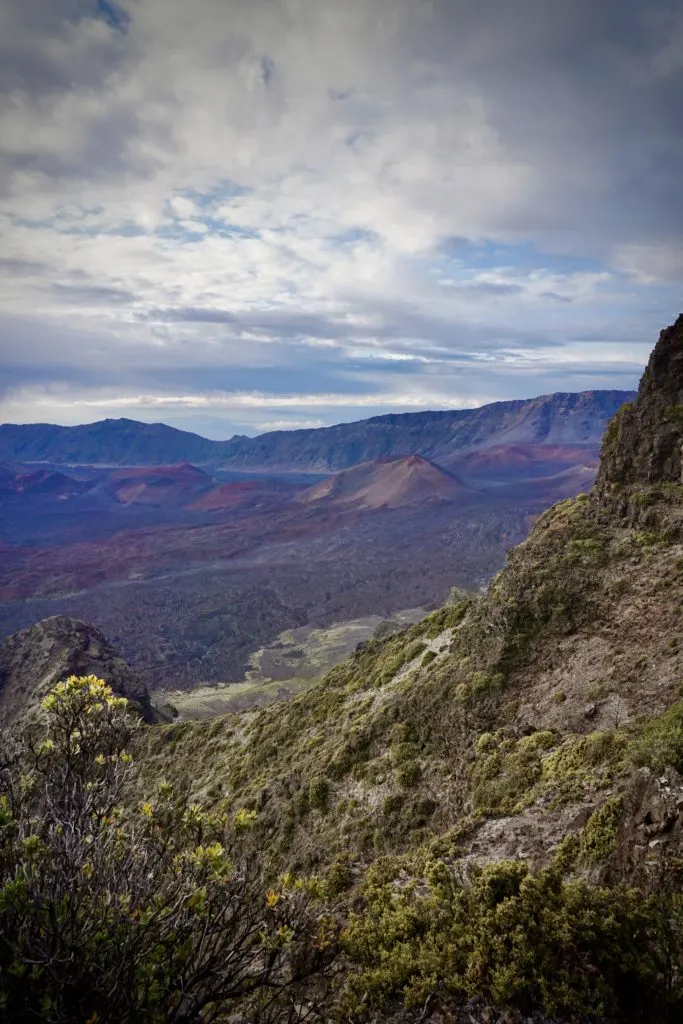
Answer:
[0, 0, 680, 435]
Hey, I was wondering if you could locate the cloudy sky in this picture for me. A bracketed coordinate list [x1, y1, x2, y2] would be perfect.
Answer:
[0, 0, 681, 438]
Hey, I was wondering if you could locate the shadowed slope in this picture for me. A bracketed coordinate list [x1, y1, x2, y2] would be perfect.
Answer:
[0, 615, 156, 726]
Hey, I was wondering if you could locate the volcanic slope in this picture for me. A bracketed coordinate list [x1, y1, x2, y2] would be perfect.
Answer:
[103, 462, 213, 507]
[140, 315, 683, 903]
[298, 454, 470, 509]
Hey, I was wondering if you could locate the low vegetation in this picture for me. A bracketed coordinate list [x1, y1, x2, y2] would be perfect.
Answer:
[342, 858, 683, 1023]
[0, 678, 336, 1022]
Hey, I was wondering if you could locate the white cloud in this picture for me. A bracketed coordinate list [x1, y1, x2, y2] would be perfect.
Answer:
[0, 0, 680, 428]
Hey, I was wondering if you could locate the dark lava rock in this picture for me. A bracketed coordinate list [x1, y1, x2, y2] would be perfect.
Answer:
[0, 615, 155, 727]
[597, 314, 683, 491]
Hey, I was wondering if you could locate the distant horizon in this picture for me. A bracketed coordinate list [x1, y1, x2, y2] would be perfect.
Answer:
[0, 384, 638, 443]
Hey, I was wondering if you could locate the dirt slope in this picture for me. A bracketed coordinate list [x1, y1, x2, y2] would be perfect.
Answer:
[299, 454, 470, 509]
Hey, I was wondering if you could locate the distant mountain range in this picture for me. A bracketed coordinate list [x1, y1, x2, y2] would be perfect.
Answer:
[0, 390, 635, 471]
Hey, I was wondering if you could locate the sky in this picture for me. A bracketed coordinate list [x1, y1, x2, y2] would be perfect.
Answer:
[0, 0, 681, 439]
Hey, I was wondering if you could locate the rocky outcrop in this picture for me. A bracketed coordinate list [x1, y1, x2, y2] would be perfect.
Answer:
[597, 314, 683, 490]
[0, 616, 155, 727]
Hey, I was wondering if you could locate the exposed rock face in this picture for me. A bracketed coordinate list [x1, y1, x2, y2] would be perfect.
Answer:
[0, 615, 155, 727]
[597, 314, 683, 490]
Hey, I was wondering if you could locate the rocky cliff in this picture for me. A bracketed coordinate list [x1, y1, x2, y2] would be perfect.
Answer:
[0, 616, 156, 727]
[598, 313, 683, 490]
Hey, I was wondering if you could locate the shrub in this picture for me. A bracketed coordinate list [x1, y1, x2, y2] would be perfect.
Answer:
[395, 761, 421, 789]
[309, 775, 330, 812]
[382, 793, 405, 817]
[390, 741, 419, 765]
[580, 796, 624, 865]
[326, 855, 354, 896]
[0, 676, 337, 1022]
[421, 649, 437, 668]
[471, 730, 556, 814]
[422, 600, 471, 639]
[541, 730, 627, 805]
[342, 859, 683, 1022]
[455, 671, 504, 706]
[629, 700, 683, 773]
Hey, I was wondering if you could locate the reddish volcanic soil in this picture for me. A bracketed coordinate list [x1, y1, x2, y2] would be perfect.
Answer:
[0, 499, 369, 601]
[299, 454, 470, 509]
[188, 481, 260, 510]
[4, 469, 89, 498]
[106, 463, 212, 507]
[0, 445, 606, 688]
[446, 444, 599, 481]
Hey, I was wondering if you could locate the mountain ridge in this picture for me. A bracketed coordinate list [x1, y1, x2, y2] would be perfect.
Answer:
[0, 389, 635, 471]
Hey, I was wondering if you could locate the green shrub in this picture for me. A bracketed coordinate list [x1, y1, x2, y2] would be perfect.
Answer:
[580, 797, 624, 865]
[455, 671, 504, 706]
[342, 859, 683, 1022]
[472, 730, 556, 814]
[382, 794, 405, 817]
[0, 677, 337, 1022]
[390, 741, 419, 765]
[422, 600, 471, 639]
[389, 722, 417, 745]
[629, 700, 683, 773]
[326, 855, 354, 896]
[395, 761, 421, 788]
[664, 405, 683, 427]
[567, 537, 606, 562]
[541, 730, 627, 805]
[309, 775, 330, 811]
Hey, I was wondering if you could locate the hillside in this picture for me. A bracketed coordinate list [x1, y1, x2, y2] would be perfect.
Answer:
[0, 467, 90, 498]
[133, 316, 683, 1020]
[448, 442, 600, 483]
[0, 389, 634, 470]
[298, 454, 469, 509]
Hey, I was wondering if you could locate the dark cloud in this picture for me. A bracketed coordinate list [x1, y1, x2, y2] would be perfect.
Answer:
[0, 1, 130, 97]
[0, 258, 48, 275]
[422, 0, 683, 259]
[51, 283, 137, 304]
[142, 308, 237, 324]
